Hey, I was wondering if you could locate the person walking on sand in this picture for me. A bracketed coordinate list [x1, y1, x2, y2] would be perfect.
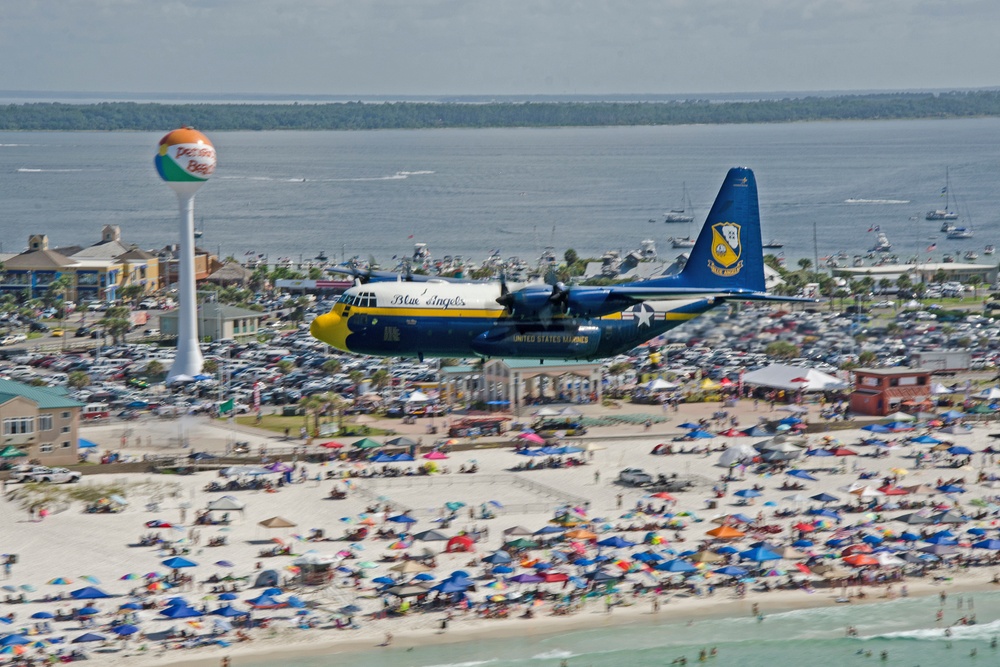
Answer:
[220, 657, 230, 667]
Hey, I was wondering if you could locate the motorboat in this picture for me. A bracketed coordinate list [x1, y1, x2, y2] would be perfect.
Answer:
[946, 227, 974, 240]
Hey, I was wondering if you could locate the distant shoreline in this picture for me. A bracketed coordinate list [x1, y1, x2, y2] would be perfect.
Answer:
[4, 91, 1000, 131]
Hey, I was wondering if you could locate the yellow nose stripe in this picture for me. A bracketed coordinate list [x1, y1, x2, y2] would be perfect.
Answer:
[310, 311, 348, 351]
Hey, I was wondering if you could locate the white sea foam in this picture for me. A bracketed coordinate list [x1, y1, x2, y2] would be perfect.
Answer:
[844, 198, 910, 204]
[866, 618, 1000, 642]
[418, 660, 498, 667]
[531, 649, 574, 659]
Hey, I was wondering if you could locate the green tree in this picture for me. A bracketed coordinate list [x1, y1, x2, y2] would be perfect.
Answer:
[67, 371, 90, 389]
[564, 249, 579, 266]
[120, 283, 145, 308]
[100, 305, 132, 344]
[765, 341, 799, 359]
[321, 359, 342, 376]
[202, 359, 219, 374]
[797, 258, 812, 272]
[858, 350, 878, 366]
[276, 359, 295, 375]
[145, 360, 165, 378]
[370, 368, 390, 391]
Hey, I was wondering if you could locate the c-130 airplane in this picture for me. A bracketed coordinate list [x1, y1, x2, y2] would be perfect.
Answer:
[310, 167, 803, 361]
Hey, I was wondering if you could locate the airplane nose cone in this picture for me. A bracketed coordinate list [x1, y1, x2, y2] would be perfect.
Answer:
[310, 310, 348, 351]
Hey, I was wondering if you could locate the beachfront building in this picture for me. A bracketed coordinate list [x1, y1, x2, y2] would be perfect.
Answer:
[156, 243, 221, 288]
[0, 379, 83, 466]
[832, 262, 998, 286]
[849, 367, 933, 417]
[158, 301, 265, 341]
[0, 229, 161, 303]
[480, 359, 603, 416]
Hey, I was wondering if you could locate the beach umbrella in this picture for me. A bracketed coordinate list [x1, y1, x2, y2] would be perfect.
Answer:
[319, 441, 345, 449]
[505, 538, 539, 549]
[0, 635, 30, 647]
[810, 493, 839, 503]
[160, 605, 203, 619]
[842, 554, 879, 567]
[161, 556, 198, 569]
[258, 516, 297, 529]
[686, 430, 716, 439]
[70, 586, 111, 599]
[506, 573, 545, 584]
[29, 611, 54, 620]
[862, 424, 891, 433]
[77, 606, 101, 616]
[946, 446, 974, 456]
[492, 566, 514, 574]
[111, 625, 140, 636]
[733, 489, 762, 499]
[387, 514, 418, 524]
[534, 525, 567, 535]
[740, 546, 781, 562]
[517, 432, 546, 445]
[71, 633, 107, 643]
[352, 438, 383, 450]
[937, 484, 966, 494]
[920, 544, 959, 556]
[596, 536, 636, 548]
[714, 565, 749, 577]
[973, 539, 1000, 550]
[679, 422, 701, 429]
[655, 559, 698, 573]
[792, 539, 814, 549]
[413, 529, 450, 542]
[482, 552, 513, 565]
[48, 577, 72, 585]
[910, 435, 942, 444]
[786, 470, 817, 482]
[705, 526, 744, 539]
[211, 605, 250, 617]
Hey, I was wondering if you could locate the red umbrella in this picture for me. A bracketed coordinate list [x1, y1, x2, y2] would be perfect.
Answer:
[793, 522, 816, 533]
[795, 563, 812, 575]
[878, 485, 910, 496]
[517, 432, 546, 445]
[651, 492, 677, 501]
[832, 447, 857, 456]
[719, 428, 747, 437]
[843, 554, 879, 567]
[543, 572, 569, 583]
[841, 544, 872, 556]
[320, 441, 344, 449]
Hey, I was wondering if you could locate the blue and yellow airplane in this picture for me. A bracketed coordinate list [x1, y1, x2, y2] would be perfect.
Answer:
[310, 167, 797, 360]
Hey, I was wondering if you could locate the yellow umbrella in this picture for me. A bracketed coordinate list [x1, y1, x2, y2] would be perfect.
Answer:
[890, 468, 909, 476]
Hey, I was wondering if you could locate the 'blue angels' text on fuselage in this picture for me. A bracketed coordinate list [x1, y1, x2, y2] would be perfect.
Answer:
[310, 167, 808, 360]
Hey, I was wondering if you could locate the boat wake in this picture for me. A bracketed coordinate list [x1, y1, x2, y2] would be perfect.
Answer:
[219, 170, 435, 183]
[844, 198, 910, 204]
[17, 168, 89, 173]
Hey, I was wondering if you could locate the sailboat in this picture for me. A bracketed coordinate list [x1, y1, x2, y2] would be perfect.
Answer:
[664, 183, 695, 223]
[926, 169, 959, 222]
[193, 217, 205, 239]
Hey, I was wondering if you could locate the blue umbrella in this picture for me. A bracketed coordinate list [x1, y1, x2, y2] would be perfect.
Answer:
[387, 515, 418, 524]
[118, 602, 142, 610]
[506, 573, 546, 584]
[433, 578, 474, 592]
[596, 536, 636, 548]
[0, 635, 30, 647]
[861, 424, 891, 433]
[77, 606, 100, 616]
[211, 605, 249, 618]
[779, 417, 802, 426]
[973, 539, 1000, 550]
[413, 573, 436, 581]
[923, 534, 958, 545]
[861, 534, 884, 545]
[739, 546, 782, 562]
[734, 489, 762, 498]
[679, 422, 701, 429]
[937, 484, 966, 494]
[373, 576, 395, 585]
[900, 532, 921, 542]
[492, 565, 514, 574]
[159, 605, 203, 619]
[786, 470, 818, 481]
[655, 559, 698, 573]
[806, 448, 835, 457]
[483, 551, 512, 564]
[809, 508, 841, 520]
[946, 446, 974, 456]
[72, 633, 106, 643]
[534, 525, 565, 535]
[69, 586, 111, 600]
[111, 625, 140, 636]
[910, 435, 942, 444]
[714, 565, 749, 577]
[792, 539, 813, 548]
[810, 492, 839, 503]
[161, 556, 198, 569]
[30, 611, 54, 619]
[715, 546, 739, 555]
[687, 430, 716, 439]
[218, 593, 239, 601]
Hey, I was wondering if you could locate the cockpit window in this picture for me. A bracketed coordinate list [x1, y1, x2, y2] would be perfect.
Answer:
[338, 292, 376, 308]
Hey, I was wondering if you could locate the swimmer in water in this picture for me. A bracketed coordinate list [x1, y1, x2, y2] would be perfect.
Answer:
[991, 635, 998, 649]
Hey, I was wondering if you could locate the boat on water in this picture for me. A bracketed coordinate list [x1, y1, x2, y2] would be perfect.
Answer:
[669, 236, 696, 249]
[964, 250, 979, 261]
[664, 183, 695, 223]
[314, 251, 328, 262]
[985, 244, 995, 256]
[939, 221, 956, 232]
[869, 231, 891, 252]
[762, 240, 784, 249]
[926, 168, 960, 221]
[947, 227, 974, 240]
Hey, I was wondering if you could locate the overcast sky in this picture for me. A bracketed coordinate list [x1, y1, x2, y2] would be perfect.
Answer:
[4, 0, 999, 96]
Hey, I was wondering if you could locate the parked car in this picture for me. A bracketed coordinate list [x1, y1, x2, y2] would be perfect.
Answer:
[9, 465, 81, 484]
[618, 468, 654, 486]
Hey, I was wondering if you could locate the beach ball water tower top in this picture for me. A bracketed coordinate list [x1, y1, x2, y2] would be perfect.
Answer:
[155, 127, 216, 382]
[155, 127, 216, 193]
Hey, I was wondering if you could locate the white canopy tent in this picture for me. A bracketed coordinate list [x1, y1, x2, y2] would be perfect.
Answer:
[646, 378, 679, 392]
[717, 444, 758, 467]
[741, 364, 847, 392]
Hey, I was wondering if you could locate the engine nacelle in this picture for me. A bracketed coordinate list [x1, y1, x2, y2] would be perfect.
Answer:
[564, 290, 637, 318]
[471, 325, 602, 359]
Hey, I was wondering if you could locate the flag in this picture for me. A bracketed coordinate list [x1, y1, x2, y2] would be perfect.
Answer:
[926, 243, 937, 252]
[219, 399, 234, 414]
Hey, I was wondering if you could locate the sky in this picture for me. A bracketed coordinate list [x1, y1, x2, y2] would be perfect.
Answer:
[3, 0, 1000, 97]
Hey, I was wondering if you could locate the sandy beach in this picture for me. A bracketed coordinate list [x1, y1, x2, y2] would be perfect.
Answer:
[3, 396, 999, 666]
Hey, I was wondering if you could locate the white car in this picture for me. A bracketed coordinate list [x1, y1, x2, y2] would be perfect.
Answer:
[618, 468, 654, 486]
[12, 466, 81, 484]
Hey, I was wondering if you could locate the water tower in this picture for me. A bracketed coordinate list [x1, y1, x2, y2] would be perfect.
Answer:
[154, 127, 216, 382]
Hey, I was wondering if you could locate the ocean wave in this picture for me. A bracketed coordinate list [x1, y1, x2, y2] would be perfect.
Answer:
[865, 619, 1000, 642]
[531, 649, 574, 659]
[328, 170, 436, 182]
[17, 168, 88, 172]
[418, 660, 497, 667]
[844, 198, 911, 204]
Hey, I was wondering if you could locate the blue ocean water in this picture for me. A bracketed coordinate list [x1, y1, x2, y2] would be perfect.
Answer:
[245, 591, 1000, 667]
[1, 119, 998, 266]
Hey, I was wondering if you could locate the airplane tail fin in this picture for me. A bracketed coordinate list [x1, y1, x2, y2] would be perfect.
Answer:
[663, 167, 766, 293]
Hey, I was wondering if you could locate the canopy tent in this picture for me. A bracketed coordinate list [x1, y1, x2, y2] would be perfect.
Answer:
[646, 378, 679, 392]
[741, 364, 847, 392]
[258, 516, 296, 528]
[206, 496, 246, 512]
[717, 445, 758, 468]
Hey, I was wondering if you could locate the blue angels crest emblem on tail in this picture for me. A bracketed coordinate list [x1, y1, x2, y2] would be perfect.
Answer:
[708, 222, 743, 277]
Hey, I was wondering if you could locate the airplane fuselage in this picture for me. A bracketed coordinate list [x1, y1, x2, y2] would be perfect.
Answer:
[310, 280, 719, 360]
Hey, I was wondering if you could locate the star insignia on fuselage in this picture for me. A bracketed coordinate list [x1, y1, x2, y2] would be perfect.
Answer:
[631, 303, 654, 328]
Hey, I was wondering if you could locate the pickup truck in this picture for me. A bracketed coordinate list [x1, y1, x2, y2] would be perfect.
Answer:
[10, 466, 82, 484]
[617, 468, 654, 487]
